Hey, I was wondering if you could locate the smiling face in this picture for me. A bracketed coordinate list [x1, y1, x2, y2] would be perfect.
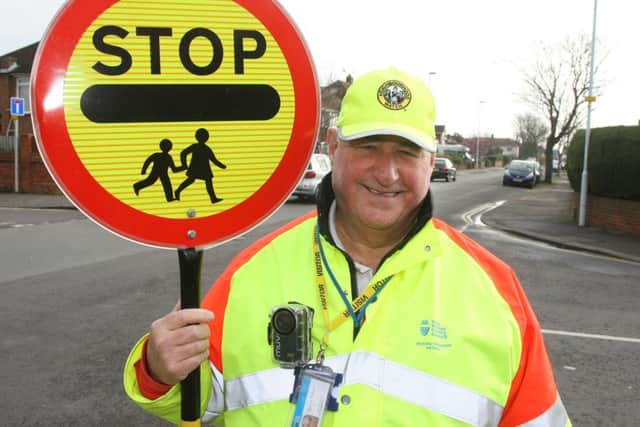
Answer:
[329, 134, 435, 238]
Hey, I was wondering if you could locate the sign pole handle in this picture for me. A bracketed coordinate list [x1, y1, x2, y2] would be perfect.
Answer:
[178, 248, 203, 427]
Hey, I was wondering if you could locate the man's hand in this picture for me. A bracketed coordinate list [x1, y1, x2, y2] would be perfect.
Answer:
[146, 306, 214, 386]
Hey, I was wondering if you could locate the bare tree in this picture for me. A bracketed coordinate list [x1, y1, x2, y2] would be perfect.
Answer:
[521, 35, 603, 183]
[514, 113, 548, 160]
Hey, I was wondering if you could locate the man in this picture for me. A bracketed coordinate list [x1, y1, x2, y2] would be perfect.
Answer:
[124, 68, 571, 426]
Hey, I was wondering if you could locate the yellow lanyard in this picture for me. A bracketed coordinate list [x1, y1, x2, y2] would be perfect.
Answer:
[313, 225, 393, 350]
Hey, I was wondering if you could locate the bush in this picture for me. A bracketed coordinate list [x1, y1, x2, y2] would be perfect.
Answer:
[567, 126, 640, 200]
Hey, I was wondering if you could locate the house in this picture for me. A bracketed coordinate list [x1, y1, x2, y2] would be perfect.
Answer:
[318, 76, 352, 149]
[0, 42, 60, 193]
[462, 136, 519, 161]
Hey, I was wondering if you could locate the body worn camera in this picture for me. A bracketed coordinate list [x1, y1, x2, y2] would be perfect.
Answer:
[267, 302, 314, 368]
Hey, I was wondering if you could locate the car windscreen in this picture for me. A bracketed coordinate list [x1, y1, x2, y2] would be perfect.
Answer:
[509, 163, 532, 173]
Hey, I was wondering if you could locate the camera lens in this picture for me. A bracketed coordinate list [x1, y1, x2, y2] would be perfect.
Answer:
[272, 308, 295, 335]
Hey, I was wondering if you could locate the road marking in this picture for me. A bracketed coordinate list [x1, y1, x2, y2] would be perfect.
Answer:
[543, 329, 640, 344]
[0, 207, 73, 212]
[460, 200, 506, 232]
[462, 201, 640, 266]
[0, 222, 37, 229]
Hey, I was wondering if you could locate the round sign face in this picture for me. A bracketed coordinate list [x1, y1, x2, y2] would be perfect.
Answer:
[32, 0, 318, 249]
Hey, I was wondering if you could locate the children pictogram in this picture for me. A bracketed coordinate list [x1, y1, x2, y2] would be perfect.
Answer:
[175, 128, 227, 204]
[133, 138, 185, 201]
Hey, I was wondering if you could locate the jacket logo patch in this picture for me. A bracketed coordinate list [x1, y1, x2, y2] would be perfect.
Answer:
[417, 320, 452, 351]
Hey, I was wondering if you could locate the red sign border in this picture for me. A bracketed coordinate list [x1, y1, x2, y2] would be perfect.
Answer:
[31, 0, 319, 249]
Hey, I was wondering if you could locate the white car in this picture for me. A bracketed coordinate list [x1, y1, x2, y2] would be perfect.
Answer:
[292, 153, 331, 202]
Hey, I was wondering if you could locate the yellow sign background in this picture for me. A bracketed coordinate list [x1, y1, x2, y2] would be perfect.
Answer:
[64, 0, 294, 219]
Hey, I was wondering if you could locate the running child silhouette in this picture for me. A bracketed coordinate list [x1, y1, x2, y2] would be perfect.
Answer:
[133, 138, 184, 202]
[175, 128, 227, 204]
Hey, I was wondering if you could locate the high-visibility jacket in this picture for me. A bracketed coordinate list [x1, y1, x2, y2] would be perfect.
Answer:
[124, 185, 571, 427]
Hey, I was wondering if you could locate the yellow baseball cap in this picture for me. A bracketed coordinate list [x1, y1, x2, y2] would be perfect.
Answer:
[336, 67, 437, 152]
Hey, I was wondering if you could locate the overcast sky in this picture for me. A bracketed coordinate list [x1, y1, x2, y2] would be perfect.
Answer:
[2, 0, 638, 138]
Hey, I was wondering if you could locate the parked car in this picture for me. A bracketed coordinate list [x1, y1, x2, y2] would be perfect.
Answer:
[431, 157, 457, 182]
[503, 160, 536, 188]
[524, 159, 542, 183]
[292, 153, 331, 201]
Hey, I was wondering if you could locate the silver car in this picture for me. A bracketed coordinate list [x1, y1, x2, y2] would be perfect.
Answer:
[524, 159, 542, 183]
[292, 153, 331, 202]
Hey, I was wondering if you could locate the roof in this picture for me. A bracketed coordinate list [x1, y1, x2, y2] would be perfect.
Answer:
[490, 138, 519, 147]
[462, 137, 518, 148]
[0, 42, 39, 75]
[320, 77, 352, 111]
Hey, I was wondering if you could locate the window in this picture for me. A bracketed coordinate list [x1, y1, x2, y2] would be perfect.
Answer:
[17, 77, 31, 114]
[316, 156, 331, 172]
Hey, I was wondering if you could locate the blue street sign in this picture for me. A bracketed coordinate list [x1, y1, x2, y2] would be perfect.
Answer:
[10, 97, 25, 116]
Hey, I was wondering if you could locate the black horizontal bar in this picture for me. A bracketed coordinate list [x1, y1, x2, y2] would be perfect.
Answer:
[80, 84, 280, 123]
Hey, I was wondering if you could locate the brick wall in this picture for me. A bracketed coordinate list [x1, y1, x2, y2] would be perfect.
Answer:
[574, 193, 640, 236]
[0, 134, 60, 194]
[0, 152, 13, 192]
[0, 75, 14, 134]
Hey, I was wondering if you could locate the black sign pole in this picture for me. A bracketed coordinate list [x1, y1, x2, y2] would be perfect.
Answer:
[178, 248, 203, 427]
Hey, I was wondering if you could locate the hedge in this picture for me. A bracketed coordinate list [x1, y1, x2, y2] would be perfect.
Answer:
[567, 126, 640, 200]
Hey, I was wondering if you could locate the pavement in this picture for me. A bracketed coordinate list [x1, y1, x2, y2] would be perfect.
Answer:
[0, 192, 75, 210]
[482, 174, 640, 264]
[1, 175, 639, 263]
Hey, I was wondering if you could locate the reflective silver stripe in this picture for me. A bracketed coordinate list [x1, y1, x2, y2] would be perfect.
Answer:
[226, 365, 295, 410]
[226, 355, 351, 410]
[521, 394, 570, 427]
[202, 361, 225, 423]
[346, 352, 503, 426]
[225, 351, 503, 426]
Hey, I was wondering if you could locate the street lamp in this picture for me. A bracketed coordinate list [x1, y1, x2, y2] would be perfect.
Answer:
[475, 101, 485, 169]
[578, 0, 598, 227]
[427, 71, 437, 86]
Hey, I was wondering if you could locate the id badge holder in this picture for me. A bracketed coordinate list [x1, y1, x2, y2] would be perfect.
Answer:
[289, 364, 343, 427]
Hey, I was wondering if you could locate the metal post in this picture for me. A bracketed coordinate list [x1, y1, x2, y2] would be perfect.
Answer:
[578, 0, 598, 227]
[178, 248, 203, 427]
[14, 118, 19, 193]
[427, 71, 436, 86]
[475, 101, 484, 169]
